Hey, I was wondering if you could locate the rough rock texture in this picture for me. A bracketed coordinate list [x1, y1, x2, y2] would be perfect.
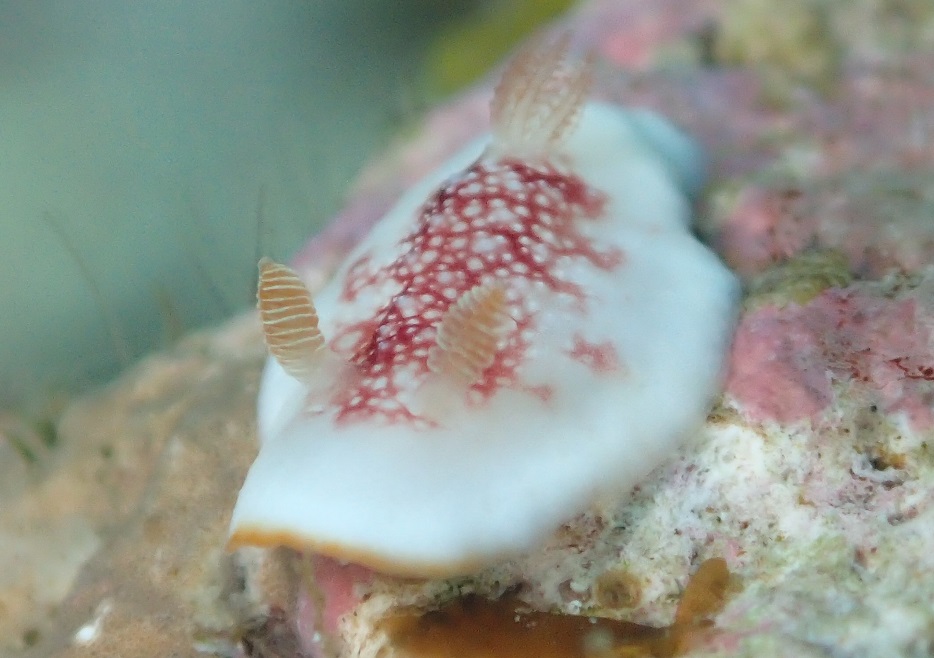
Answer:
[5, 0, 934, 656]
[0, 317, 276, 656]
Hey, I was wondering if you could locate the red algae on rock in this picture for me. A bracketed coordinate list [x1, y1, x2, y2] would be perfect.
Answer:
[715, 186, 813, 278]
[726, 274, 934, 430]
[716, 173, 934, 279]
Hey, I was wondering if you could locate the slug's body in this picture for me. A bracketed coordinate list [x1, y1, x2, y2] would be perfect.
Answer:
[229, 36, 738, 577]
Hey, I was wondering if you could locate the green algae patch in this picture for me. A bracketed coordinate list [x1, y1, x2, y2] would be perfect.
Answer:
[421, 0, 576, 99]
[711, 0, 843, 100]
[745, 249, 852, 309]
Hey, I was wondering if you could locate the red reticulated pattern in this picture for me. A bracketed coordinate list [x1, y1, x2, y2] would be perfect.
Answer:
[329, 157, 622, 425]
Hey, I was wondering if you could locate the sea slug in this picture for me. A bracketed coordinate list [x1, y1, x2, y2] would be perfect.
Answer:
[228, 35, 738, 577]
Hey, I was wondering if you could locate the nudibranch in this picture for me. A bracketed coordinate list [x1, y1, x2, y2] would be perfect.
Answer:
[228, 35, 738, 577]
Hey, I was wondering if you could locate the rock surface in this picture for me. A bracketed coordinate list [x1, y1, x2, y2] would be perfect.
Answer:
[4, 0, 934, 656]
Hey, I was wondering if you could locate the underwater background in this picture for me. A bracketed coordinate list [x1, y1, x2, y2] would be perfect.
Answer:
[0, 0, 569, 416]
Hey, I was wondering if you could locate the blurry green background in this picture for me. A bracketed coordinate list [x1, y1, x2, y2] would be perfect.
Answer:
[0, 0, 572, 415]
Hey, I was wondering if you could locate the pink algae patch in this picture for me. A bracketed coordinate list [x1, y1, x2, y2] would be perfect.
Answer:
[727, 287, 934, 430]
[579, 0, 706, 71]
[717, 186, 811, 276]
[296, 555, 374, 657]
[726, 304, 831, 425]
[716, 178, 934, 279]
